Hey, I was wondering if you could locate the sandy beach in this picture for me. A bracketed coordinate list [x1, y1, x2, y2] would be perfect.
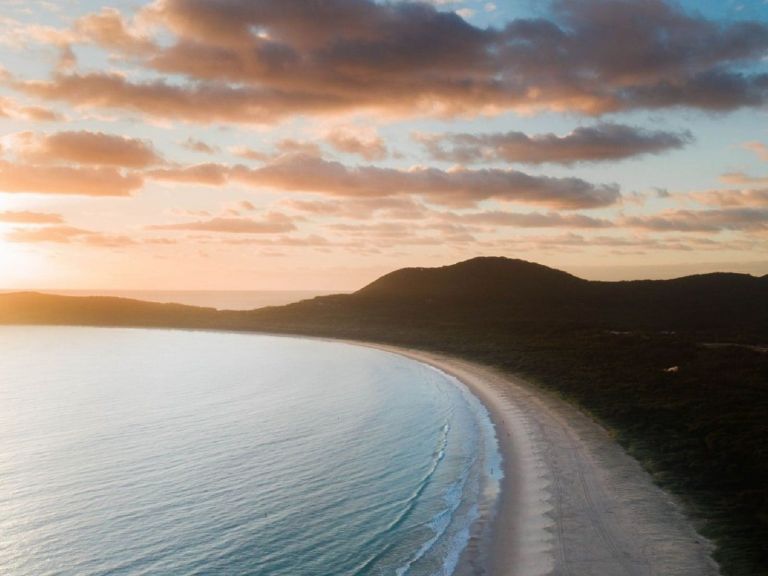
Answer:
[361, 343, 721, 576]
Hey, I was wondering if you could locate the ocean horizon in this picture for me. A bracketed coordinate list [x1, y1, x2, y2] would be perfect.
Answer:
[0, 326, 501, 576]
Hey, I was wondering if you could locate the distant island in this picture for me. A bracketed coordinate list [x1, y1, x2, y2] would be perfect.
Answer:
[2, 256, 767, 575]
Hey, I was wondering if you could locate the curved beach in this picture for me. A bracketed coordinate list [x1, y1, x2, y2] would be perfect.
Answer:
[362, 343, 721, 576]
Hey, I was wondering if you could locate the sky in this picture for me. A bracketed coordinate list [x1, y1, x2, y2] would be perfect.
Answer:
[1, 0, 768, 290]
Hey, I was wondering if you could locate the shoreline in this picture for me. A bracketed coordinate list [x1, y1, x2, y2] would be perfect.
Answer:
[357, 342, 721, 576]
[3, 325, 723, 575]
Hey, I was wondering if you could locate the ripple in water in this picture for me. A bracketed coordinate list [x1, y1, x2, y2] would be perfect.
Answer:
[0, 327, 501, 576]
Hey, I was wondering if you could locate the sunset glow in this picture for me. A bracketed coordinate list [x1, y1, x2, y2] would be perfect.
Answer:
[1, 0, 768, 289]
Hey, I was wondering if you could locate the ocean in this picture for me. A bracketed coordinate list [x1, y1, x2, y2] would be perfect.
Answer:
[0, 326, 501, 576]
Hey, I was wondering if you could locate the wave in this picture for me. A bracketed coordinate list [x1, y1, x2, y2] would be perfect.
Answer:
[349, 422, 452, 575]
[394, 369, 501, 576]
[394, 455, 477, 576]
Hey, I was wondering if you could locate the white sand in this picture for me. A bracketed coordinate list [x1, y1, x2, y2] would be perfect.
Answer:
[359, 343, 721, 576]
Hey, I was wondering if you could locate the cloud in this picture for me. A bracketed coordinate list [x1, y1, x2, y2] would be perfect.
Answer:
[14, 71, 348, 124]
[0, 96, 61, 122]
[5, 225, 91, 243]
[720, 172, 768, 186]
[327, 220, 477, 245]
[693, 188, 768, 207]
[14, 0, 768, 122]
[440, 210, 614, 228]
[273, 139, 322, 157]
[0, 210, 64, 224]
[0, 160, 143, 195]
[417, 123, 691, 164]
[73, 7, 153, 54]
[229, 139, 321, 162]
[80, 234, 137, 247]
[182, 137, 219, 154]
[284, 197, 428, 220]
[230, 146, 272, 162]
[237, 154, 620, 209]
[623, 208, 768, 232]
[284, 198, 612, 229]
[743, 141, 768, 161]
[489, 232, 755, 254]
[5, 225, 135, 246]
[148, 163, 229, 185]
[144, 153, 620, 209]
[325, 128, 388, 161]
[148, 212, 295, 233]
[14, 130, 162, 167]
[56, 44, 77, 72]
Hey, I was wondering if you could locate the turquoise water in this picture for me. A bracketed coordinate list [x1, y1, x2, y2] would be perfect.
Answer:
[0, 327, 501, 576]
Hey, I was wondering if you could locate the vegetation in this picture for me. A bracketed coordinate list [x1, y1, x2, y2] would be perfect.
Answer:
[2, 257, 767, 575]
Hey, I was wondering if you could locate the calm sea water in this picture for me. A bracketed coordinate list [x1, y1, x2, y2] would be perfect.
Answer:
[0, 327, 501, 576]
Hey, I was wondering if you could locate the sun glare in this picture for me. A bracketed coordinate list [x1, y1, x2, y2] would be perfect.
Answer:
[0, 239, 15, 268]
[0, 238, 35, 287]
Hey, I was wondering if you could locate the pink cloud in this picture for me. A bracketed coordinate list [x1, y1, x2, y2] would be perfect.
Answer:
[14, 0, 768, 122]
[147, 212, 295, 233]
[0, 210, 64, 224]
[16, 130, 162, 167]
[0, 160, 143, 196]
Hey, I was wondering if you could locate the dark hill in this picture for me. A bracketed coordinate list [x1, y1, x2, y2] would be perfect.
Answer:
[355, 257, 585, 300]
[246, 258, 768, 338]
[2, 257, 766, 337]
[0, 291, 220, 328]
